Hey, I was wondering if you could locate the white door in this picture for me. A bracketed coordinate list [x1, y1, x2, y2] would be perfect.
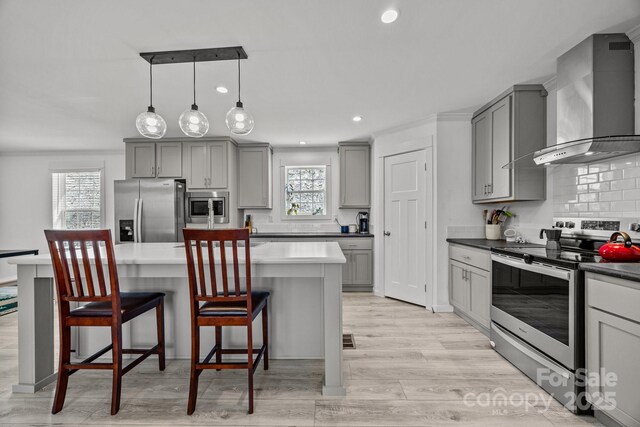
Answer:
[384, 150, 427, 306]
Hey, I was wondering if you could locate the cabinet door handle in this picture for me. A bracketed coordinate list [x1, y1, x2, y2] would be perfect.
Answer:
[157, 166, 161, 175]
[488, 183, 492, 194]
[483, 184, 487, 195]
[462, 255, 471, 260]
[151, 166, 154, 176]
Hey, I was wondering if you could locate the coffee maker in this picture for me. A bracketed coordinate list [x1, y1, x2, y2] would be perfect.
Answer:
[357, 212, 369, 234]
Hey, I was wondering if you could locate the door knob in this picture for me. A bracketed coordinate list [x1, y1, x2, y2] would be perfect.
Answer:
[384, 231, 391, 236]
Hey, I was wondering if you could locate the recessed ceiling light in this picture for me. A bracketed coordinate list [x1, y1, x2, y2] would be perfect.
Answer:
[299, 141, 307, 145]
[352, 115, 363, 122]
[380, 9, 399, 24]
[544, 162, 551, 166]
[585, 151, 594, 156]
[216, 86, 228, 94]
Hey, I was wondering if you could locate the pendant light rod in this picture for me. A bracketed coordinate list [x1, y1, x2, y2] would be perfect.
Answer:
[149, 57, 154, 108]
[237, 53, 242, 105]
[193, 57, 197, 106]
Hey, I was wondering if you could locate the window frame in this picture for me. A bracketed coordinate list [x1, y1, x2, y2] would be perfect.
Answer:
[51, 168, 105, 230]
[280, 164, 331, 221]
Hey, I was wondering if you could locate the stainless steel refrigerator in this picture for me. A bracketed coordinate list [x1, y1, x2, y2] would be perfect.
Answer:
[114, 179, 185, 243]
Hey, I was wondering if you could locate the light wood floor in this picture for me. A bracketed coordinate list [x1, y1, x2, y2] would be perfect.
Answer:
[0, 293, 601, 426]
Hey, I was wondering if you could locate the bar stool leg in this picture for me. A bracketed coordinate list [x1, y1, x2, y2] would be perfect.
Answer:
[247, 323, 254, 414]
[156, 299, 166, 371]
[110, 325, 123, 415]
[187, 325, 200, 415]
[262, 306, 269, 371]
[52, 325, 71, 414]
[215, 326, 222, 370]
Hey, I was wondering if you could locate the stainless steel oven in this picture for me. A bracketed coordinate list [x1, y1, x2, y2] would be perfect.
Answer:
[491, 253, 576, 369]
[490, 253, 586, 412]
[186, 191, 229, 224]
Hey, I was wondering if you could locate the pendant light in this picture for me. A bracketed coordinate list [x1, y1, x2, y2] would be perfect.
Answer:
[179, 58, 209, 138]
[226, 54, 254, 135]
[135, 59, 167, 139]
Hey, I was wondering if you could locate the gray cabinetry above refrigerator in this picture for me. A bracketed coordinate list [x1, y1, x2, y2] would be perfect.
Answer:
[472, 85, 547, 203]
[124, 139, 182, 179]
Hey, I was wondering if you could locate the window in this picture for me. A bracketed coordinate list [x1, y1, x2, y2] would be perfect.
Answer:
[284, 166, 327, 217]
[52, 170, 103, 229]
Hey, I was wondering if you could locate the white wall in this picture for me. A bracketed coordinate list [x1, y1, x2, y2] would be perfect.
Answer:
[372, 114, 484, 310]
[0, 151, 125, 281]
[243, 147, 362, 232]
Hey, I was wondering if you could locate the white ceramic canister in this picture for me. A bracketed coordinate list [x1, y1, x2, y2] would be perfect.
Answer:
[486, 224, 502, 240]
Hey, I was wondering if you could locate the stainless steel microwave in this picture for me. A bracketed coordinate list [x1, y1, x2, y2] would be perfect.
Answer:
[186, 191, 229, 224]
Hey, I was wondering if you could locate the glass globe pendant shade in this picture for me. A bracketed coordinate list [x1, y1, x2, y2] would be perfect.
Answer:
[136, 106, 167, 139]
[179, 104, 209, 138]
[226, 101, 254, 135]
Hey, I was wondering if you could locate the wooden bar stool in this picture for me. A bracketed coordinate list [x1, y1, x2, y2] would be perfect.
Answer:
[44, 229, 165, 415]
[183, 228, 269, 415]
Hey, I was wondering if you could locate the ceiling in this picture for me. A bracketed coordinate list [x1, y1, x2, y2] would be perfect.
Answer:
[1, 0, 639, 152]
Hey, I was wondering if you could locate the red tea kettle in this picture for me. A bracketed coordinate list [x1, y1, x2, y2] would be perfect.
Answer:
[598, 231, 640, 262]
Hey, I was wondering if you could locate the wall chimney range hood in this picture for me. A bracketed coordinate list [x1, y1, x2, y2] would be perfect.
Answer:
[507, 33, 638, 168]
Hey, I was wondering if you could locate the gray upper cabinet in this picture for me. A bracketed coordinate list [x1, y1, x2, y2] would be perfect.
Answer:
[339, 142, 371, 208]
[238, 144, 273, 209]
[472, 85, 547, 204]
[125, 140, 182, 179]
[156, 143, 182, 178]
[183, 139, 230, 190]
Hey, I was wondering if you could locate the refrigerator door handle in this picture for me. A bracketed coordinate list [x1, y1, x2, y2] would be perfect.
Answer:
[133, 198, 139, 243]
[137, 198, 143, 243]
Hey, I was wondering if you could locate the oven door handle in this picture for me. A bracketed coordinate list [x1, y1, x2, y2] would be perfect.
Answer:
[491, 254, 571, 281]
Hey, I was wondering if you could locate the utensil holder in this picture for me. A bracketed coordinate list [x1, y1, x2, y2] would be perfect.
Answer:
[486, 224, 501, 240]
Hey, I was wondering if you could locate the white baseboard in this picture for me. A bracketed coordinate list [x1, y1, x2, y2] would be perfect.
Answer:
[373, 289, 384, 297]
[431, 304, 454, 313]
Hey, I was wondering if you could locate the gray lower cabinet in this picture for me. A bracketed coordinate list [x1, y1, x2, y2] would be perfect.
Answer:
[339, 142, 371, 208]
[125, 141, 183, 179]
[448, 244, 491, 335]
[585, 273, 640, 427]
[252, 237, 374, 291]
[238, 144, 272, 208]
[472, 85, 547, 203]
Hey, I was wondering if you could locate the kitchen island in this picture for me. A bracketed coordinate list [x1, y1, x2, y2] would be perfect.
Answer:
[9, 241, 346, 396]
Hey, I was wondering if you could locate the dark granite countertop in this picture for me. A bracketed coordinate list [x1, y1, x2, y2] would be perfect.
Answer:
[0, 249, 39, 259]
[580, 263, 640, 282]
[446, 238, 544, 251]
[250, 232, 374, 239]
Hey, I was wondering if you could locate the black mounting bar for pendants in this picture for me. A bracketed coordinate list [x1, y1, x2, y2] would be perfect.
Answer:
[140, 46, 247, 64]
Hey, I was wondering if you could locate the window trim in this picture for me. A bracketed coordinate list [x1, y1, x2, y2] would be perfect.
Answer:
[280, 164, 331, 221]
[51, 168, 105, 230]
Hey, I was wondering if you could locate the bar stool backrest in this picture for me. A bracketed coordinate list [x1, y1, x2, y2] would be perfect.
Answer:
[182, 228, 252, 316]
[44, 229, 120, 316]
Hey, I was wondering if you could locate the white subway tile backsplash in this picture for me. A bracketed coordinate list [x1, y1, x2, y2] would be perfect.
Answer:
[599, 191, 622, 202]
[610, 157, 637, 170]
[599, 170, 623, 182]
[579, 193, 598, 202]
[553, 153, 640, 218]
[570, 203, 589, 212]
[611, 201, 636, 212]
[624, 168, 640, 179]
[611, 179, 636, 191]
[623, 189, 640, 200]
[589, 182, 609, 192]
[588, 202, 609, 212]
[588, 163, 609, 174]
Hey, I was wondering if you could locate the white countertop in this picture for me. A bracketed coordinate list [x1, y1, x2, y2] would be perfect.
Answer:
[9, 241, 346, 266]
